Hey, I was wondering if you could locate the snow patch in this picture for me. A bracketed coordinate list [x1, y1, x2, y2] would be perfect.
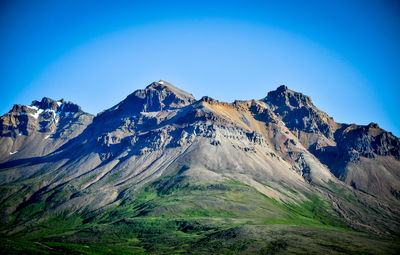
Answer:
[159, 81, 164, 84]
[56, 101, 62, 107]
[44, 135, 51, 139]
[18, 132, 23, 136]
[27, 105, 38, 110]
[10, 151, 18, 155]
[141, 112, 158, 117]
[29, 109, 43, 119]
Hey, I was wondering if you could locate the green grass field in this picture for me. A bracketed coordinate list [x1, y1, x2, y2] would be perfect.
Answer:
[1, 178, 399, 254]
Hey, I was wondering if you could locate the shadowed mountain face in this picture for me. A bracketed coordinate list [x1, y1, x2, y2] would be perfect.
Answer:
[0, 81, 399, 254]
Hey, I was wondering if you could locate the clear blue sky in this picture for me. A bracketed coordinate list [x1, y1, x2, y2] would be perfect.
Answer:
[1, 0, 399, 136]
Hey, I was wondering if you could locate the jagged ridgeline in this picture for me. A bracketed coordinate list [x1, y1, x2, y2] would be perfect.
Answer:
[1, 81, 399, 254]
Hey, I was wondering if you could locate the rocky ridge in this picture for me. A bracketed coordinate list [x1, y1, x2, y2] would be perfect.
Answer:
[0, 97, 93, 162]
[0, 80, 399, 243]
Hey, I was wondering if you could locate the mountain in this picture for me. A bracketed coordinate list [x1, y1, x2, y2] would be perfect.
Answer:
[0, 97, 93, 162]
[0, 81, 399, 254]
[262, 85, 400, 201]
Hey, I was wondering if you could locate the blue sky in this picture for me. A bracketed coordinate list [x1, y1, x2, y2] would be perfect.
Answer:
[1, 0, 399, 136]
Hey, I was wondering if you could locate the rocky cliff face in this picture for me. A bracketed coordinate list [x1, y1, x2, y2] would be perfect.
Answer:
[0, 81, 399, 247]
[262, 85, 400, 201]
[0, 97, 93, 163]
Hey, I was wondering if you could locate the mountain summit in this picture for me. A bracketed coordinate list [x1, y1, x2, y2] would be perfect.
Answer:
[106, 80, 196, 115]
[0, 81, 399, 254]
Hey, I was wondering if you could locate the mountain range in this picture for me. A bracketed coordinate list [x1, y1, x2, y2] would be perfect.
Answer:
[1, 80, 399, 254]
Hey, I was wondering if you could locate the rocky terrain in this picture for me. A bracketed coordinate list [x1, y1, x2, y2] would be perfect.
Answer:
[0, 80, 399, 254]
[0, 97, 93, 162]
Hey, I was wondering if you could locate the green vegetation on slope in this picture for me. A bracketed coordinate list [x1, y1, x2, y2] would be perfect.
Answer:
[1, 176, 399, 254]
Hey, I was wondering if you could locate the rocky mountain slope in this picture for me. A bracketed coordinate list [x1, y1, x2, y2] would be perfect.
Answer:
[0, 97, 93, 163]
[262, 85, 400, 201]
[0, 80, 399, 254]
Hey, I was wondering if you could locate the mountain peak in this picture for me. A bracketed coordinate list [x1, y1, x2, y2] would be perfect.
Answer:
[1, 97, 90, 139]
[264, 85, 312, 109]
[31, 97, 82, 113]
[146, 80, 169, 89]
[103, 81, 196, 118]
[262, 85, 339, 140]
[276, 84, 289, 92]
[31, 97, 63, 111]
[145, 80, 195, 100]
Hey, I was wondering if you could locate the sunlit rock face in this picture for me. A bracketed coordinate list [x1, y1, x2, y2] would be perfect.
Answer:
[0, 97, 93, 162]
